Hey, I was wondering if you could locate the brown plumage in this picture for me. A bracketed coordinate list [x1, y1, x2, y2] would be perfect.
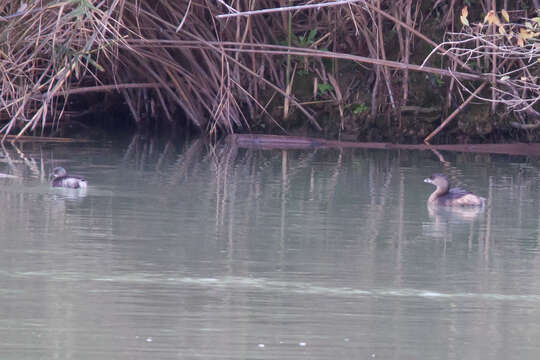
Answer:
[424, 174, 485, 206]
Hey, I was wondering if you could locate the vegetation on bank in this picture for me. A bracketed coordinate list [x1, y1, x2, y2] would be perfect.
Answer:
[0, 1, 539, 143]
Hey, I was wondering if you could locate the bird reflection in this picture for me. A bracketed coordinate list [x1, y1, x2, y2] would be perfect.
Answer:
[427, 202, 485, 221]
[51, 186, 88, 200]
[423, 202, 486, 239]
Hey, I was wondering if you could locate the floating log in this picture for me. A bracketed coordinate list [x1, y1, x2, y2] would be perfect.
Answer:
[227, 134, 540, 156]
[2, 135, 91, 143]
[229, 134, 328, 149]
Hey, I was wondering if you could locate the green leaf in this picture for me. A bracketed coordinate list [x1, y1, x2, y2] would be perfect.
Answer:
[317, 83, 333, 94]
[353, 103, 368, 114]
[307, 29, 318, 43]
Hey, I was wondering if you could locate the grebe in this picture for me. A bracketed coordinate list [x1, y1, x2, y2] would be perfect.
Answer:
[50, 167, 87, 189]
[424, 173, 485, 206]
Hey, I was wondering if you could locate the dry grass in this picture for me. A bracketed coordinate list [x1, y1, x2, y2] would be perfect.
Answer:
[0, 1, 126, 138]
[0, 1, 537, 141]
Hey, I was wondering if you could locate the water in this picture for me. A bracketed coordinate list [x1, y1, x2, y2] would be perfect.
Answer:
[1, 137, 540, 359]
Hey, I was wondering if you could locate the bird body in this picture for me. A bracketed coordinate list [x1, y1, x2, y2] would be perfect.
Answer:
[424, 174, 485, 206]
[50, 167, 87, 189]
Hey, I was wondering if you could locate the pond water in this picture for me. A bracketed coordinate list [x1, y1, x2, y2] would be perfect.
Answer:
[1, 136, 540, 359]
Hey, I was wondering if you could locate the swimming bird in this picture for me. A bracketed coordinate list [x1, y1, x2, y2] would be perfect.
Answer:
[50, 167, 87, 189]
[424, 173, 485, 206]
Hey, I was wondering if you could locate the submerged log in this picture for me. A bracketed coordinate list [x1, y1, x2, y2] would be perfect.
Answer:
[229, 134, 327, 149]
[3, 135, 91, 143]
[228, 134, 540, 156]
[228, 134, 388, 150]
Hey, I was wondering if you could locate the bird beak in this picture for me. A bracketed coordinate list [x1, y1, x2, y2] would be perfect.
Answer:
[424, 178, 432, 183]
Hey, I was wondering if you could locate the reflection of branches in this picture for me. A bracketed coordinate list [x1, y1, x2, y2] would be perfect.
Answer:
[167, 138, 204, 186]
[366, 160, 394, 246]
[325, 150, 343, 204]
[427, 147, 451, 167]
[214, 141, 238, 228]
[0, 142, 54, 181]
[11, 142, 40, 177]
[0, 142, 18, 176]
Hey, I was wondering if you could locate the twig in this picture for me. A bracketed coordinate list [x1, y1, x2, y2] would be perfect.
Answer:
[510, 121, 540, 130]
[53, 82, 162, 96]
[216, 1, 363, 18]
[424, 82, 488, 144]
[217, 1, 476, 73]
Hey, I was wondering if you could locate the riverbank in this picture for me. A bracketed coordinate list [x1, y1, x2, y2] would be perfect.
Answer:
[0, 2, 538, 143]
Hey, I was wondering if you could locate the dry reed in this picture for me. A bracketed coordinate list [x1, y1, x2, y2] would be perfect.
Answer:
[0, 1, 537, 141]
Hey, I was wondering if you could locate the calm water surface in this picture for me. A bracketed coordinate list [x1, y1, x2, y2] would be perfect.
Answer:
[1, 137, 540, 359]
